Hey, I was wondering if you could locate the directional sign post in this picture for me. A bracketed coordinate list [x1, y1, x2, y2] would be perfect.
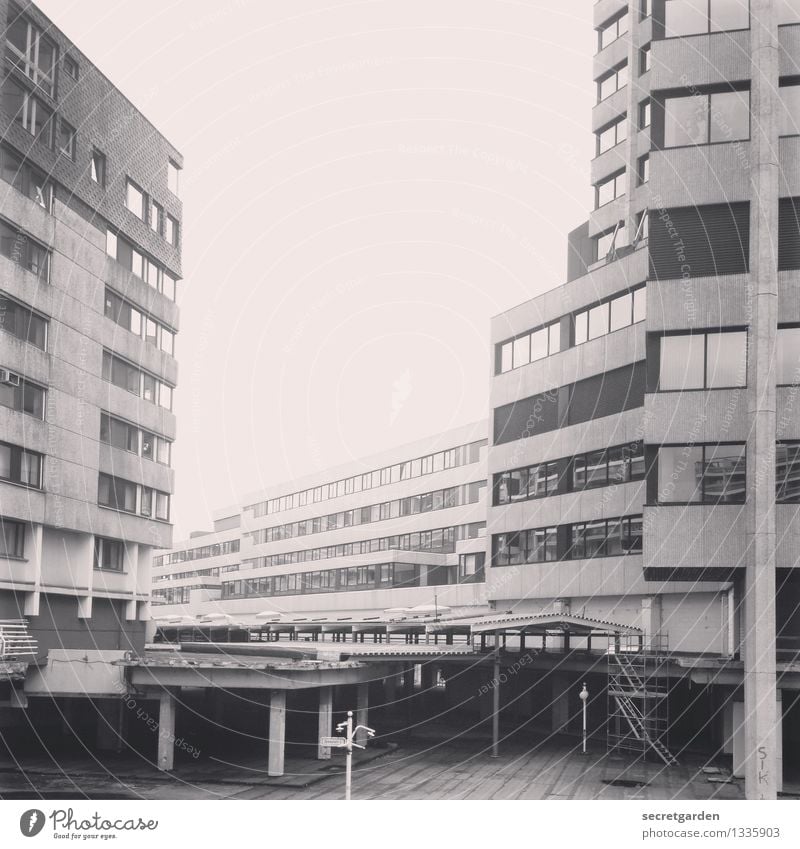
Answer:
[324, 709, 376, 800]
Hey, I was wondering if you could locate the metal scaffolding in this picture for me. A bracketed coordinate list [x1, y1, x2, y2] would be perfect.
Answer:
[607, 634, 677, 766]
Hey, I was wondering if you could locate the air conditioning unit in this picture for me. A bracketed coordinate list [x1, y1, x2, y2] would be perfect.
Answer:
[0, 369, 21, 386]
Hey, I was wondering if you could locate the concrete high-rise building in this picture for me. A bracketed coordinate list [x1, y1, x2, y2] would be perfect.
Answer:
[489, 0, 800, 799]
[0, 0, 181, 745]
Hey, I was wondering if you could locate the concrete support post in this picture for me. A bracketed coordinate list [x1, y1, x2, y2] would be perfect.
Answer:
[317, 686, 333, 760]
[157, 689, 177, 772]
[268, 690, 287, 777]
[551, 672, 570, 735]
[384, 674, 398, 705]
[355, 682, 369, 746]
[641, 596, 662, 644]
[491, 649, 500, 757]
[744, 0, 780, 802]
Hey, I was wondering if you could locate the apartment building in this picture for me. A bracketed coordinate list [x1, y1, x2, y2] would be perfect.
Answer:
[151, 422, 489, 624]
[0, 0, 181, 740]
[487, 0, 800, 799]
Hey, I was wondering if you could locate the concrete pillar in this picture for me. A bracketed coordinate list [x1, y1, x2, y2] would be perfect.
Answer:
[491, 650, 500, 757]
[268, 690, 287, 777]
[355, 682, 369, 746]
[157, 689, 177, 771]
[551, 672, 570, 735]
[96, 698, 124, 753]
[317, 686, 333, 760]
[641, 596, 662, 645]
[384, 673, 398, 705]
[744, 0, 780, 802]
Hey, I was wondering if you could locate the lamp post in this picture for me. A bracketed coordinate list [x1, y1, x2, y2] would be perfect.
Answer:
[331, 710, 375, 800]
[579, 683, 589, 754]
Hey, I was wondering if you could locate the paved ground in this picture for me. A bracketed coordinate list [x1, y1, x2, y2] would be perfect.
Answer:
[0, 732, 754, 801]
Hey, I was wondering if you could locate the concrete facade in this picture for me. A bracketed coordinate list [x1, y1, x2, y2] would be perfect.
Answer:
[1, 0, 181, 709]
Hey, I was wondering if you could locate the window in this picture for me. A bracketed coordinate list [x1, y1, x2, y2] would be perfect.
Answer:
[779, 80, 800, 137]
[94, 537, 123, 571]
[125, 179, 146, 220]
[596, 170, 627, 208]
[494, 462, 559, 504]
[657, 444, 746, 503]
[91, 149, 106, 186]
[0, 218, 50, 279]
[0, 517, 25, 558]
[597, 116, 627, 155]
[569, 516, 643, 558]
[598, 12, 629, 51]
[0, 374, 45, 419]
[0, 440, 42, 488]
[492, 528, 557, 566]
[574, 443, 646, 489]
[640, 43, 652, 74]
[497, 320, 560, 373]
[638, 154, 650, 185]
[100, 413, 138, 453]
[105, 230, 178, 302]
[777, 442, 800, 502]
[150, 201, 162, 234]
[663, 0, 750, 38]
[777, 326, 800, 385]
[1, 76, 53, 147]
[58, 119, 75, 159]
[64, 55, 79, 80]
[0, 293, 47, 349]
[574, 286, 646, 344]
[598, 63, 628, 102]
[640, 99, 651, 129]
[594, 222, 627, 261]
[658, 330, 747, 390]
[5, 10, 57, 95]
[98, 473, 137, 513]
[166, 215, 178, 246]
[167, 160, 180, 196]
[102, 351, 139, 394]
[1, 144, 52, 209]
[663, 88, 750, 147]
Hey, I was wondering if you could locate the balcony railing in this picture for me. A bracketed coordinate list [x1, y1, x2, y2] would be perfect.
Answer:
[0, 620, 38, 660]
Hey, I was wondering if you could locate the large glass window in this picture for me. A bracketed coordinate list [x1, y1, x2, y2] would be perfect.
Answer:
[0, 517, 25, 558]
[598, 12, 629, 51]
[0, 292, 47, 349]
[598, 117, 627, 155]
[1, 76, 53, 147]
[0, 218, 50, 279]
[598, 64, 628, 102]
[0, 376, 45, 419]
[777, 326, 800, 385]
[94, 537, 124, 572]
[777, 442, 800, 502]
[596, 171, 627, 208]
[657, 443, 746, 503]
[664, 89, 750, 147]
[569, 516, 643, 558]
[0, 144, 51, 210]
[779, 0, 800, 24]
[659, 330, 746, 390]
[5, 11, 57, 95]
[664, 0, 750, 37]
[497, 320, 560, 373]
[574, 286, 646, 345]
[0, 440, 42, 488]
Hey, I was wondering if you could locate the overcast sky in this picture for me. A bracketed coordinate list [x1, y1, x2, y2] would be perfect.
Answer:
[36, 0, 594, 539]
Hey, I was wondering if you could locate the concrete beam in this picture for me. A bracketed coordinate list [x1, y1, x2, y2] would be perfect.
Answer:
[157, 688, 177, 772]
[317, 686, 333, 760]
[268, 690, 287, 777]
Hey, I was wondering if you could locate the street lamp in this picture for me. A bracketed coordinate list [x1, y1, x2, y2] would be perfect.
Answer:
[579, 683, 589, 754]
[328, 710, 375, 800]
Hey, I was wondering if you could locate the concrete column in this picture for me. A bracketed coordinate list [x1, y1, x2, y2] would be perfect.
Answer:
[355, 682, 369, 746]
[491, 650, 500, 757]
[96, 698, 125, 753]
[551, 672, 570, 735]
[23, 523, 43, 616]
[744, 0, 780, 802]
[641, 596, 662, 644]
[268, 690, 287, 777]
[157, 689, 177, 771]
[317, 686, 333, 760]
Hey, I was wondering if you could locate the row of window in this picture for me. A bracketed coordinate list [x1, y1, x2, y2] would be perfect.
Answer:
[250, 481, 485, 544]
[245, 440, 486, 518]
[494, 441, 645, 505]
[492, 515, 643, 567]
[153, 567, 220, 583]
[97, 472, 170, 521]
[0, 217, 49, 279]
[154, 539, 241, 568]
[104, 288, 176, 356]
[0, 518, 124, 566]
[102, 350, 174, 410]
[106, 230, 178, 302]
[0, 291, 48, 349]
[100, 412, 171, 466]
[241, 522, 485, 569]
[152, 585, 207, 605]
[497, 286, 646, 374]
[0, 440, 42, 488]
[597, 10, 629, 52]
[125, 179, 179, 246]
[0, 372, 45, 419]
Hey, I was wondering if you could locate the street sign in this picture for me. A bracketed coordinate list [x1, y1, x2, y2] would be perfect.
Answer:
[320, 736, 347, 748]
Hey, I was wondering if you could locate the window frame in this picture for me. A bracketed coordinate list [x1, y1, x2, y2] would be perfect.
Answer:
[655, 442, 747, 505]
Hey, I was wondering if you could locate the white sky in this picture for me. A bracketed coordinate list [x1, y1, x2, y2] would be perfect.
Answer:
[36, 0, 595, 538]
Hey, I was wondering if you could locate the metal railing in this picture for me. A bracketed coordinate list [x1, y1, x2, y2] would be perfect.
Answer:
[0, 620, 38, 660]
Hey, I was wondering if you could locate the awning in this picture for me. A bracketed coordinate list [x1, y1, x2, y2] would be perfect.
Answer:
[431, 612, 642, 637]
